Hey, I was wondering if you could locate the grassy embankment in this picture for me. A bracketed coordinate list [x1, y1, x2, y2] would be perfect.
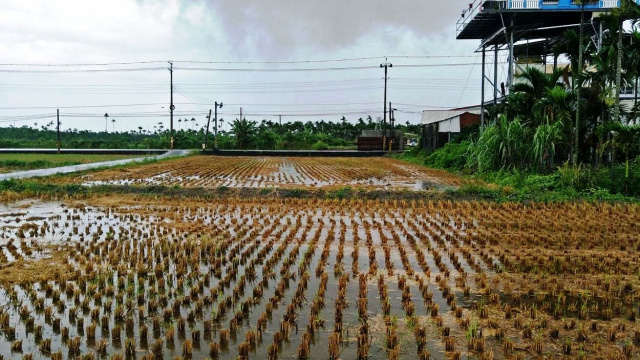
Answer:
[394, 143, 640, 203]
[0, 153, 142, 173]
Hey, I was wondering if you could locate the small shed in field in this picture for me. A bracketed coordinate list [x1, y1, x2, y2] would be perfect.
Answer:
[421, 108, 481, 151]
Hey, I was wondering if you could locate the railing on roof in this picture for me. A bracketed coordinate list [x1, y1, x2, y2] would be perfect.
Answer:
[600, 0, 620, 7]
[456, 0, 640, 37]
[456, 0, 507, 37]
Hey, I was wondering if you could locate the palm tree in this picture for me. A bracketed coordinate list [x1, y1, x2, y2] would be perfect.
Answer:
[111, 118, 116, 133]
[512, 67, 566, 125]
[533, 86, 574, 126]
[551, 30, 584, 86]
[231, 118, 256, 149]
[340, 116, 348, 140]
[574, 0, 595, 164]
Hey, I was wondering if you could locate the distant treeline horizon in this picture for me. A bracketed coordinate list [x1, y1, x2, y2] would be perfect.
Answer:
[0, 117, 422, 150]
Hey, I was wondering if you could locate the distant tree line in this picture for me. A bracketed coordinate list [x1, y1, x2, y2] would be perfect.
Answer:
[0, 117, 421, 150]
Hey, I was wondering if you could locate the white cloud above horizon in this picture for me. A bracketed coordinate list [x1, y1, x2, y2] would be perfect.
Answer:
[0, 0, 487, 132]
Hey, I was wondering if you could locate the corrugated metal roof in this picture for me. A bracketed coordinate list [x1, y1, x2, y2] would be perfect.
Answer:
[421, 110, 481, 125]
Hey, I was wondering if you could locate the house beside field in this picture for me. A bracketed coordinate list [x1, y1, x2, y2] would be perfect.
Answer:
[421, 107, 481, 151]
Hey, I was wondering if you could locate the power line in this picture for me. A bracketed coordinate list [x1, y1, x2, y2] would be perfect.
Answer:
[0, 103, 172, 110]
[172, 63, 489, 72]
[0, 78, 481, 87]
[394, 103, 457, 109]
[456, 53, 480, 107]
[0, 61, 167, 67]
[0, 108, 386, 120]
[0, 67, 165, 73]
[0, 55, 479, 67]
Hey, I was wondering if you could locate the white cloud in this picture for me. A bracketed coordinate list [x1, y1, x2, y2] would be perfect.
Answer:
[0, 0, 484, 131]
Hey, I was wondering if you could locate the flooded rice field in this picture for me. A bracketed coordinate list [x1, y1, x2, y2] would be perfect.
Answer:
[66, 156, 461, 190]
[0, 198, 638, 359]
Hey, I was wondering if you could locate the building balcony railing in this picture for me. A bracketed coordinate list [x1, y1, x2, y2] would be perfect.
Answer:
[510, 0, 541, 9]
[457, 0, 638, 37]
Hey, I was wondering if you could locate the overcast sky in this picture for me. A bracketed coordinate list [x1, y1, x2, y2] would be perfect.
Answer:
[0, 0, 498, 133]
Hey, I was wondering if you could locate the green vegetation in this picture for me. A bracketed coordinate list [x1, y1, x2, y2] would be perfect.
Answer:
[401, 4, 640, 202]
[311, 141, 329, 150]
[0, 178, 89, 197]
[0, 153, 141, 173]
[1, 117, 421, 150]
[424, 141, 469, 170]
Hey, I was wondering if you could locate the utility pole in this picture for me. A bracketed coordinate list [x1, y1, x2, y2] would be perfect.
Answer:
[389, 103, 397, 151]
[481, 46, 486, 128]
[214, 102, 223, 149]
[240, 107, 243, 122]
[168, 61, 175, 150]
[279, 115, 282, 126]
[380, 58, 392, 150]
[203, 109, 212, 150]
[57, 109, 61, 154]
[104, 113, 108, 133]
[575, 3, 585, 165]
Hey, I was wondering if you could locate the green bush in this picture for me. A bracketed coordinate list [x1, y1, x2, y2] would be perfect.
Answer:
[590, 162, 640, 196]
[424, 141, 470, 171]
[522, 173, 560, 192]
[557, 162, 595, 191]
[453, 182, 501, 199]
[311, 141, 329, 150]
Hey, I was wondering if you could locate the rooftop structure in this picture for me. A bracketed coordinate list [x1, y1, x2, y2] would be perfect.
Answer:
[420, 108, 482, 150]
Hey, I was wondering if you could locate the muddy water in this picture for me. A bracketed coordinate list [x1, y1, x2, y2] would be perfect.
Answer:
[0, 200, 491, 359]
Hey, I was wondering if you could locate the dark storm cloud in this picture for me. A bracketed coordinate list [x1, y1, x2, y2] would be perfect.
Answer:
[202, 1, 464, 55]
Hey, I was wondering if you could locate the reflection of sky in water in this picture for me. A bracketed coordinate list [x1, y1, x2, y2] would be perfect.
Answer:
[82, 177, 449, 190]
[0, 199, 477, 359]
[79, 158, 457, 191]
